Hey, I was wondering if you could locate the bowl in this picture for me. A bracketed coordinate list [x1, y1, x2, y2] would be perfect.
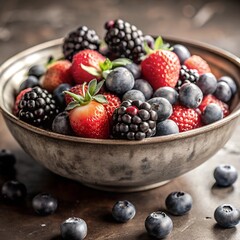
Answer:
[0, 38, 240, 192]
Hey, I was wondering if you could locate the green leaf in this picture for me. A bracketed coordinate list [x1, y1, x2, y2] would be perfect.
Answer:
[64, 91, 84, 103]
[102, 70, 111, 80]
[85, 90, 92, 102]
[81, 64, 101, 77]
[66, 101, 81, 111]
[93, 94, 108, 104]
[154, 36, 164, 50]
[99, 58, 113, 71]
[94, 80, 105, 95]
[144, 41, 154, 54]
[112, 58, 132, 68]
[88, 79, 98, 95]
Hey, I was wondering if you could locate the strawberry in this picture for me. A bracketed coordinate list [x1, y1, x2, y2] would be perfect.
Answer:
[184, 55, 211, 75]
[141, 37, 180, 90]
[41, 60, 73, 92]
[169, 105, 201, 132]
[102, 93, 121, 120]
[71, 49, 106, 84]
[199, 94, 229, 117]
[13, 88, 32, 115]
[65, 79, 109, 139]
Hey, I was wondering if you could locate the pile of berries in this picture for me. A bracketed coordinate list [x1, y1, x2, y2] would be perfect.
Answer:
[13, 19, 237, 140]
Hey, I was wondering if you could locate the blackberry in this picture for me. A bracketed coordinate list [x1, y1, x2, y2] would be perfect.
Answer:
[104, 19, 145, 63]
[63, 26, 100, 61]
[176, 65, 199, 90]
[112, 100, 157, 140]
[18, 87, 59, 127]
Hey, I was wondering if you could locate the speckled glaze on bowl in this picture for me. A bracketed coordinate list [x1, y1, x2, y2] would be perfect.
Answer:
[0, 38, 240, 192]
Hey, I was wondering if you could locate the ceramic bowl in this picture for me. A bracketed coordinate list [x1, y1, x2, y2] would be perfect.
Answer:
[0, 38, 239, 192]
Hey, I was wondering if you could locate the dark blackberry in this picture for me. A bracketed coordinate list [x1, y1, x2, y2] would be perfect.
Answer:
[63, 26, 100, 61]
[104, 19, 145, 63]
[112, 100, 157, 140]
[176, 65, 199, 90]
[18, 87, 59, 127]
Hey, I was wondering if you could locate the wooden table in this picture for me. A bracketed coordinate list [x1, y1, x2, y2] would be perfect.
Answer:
[0, 1, 240, 239]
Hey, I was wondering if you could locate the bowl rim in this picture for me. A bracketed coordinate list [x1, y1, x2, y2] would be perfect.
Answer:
[0, 37, 240, 145]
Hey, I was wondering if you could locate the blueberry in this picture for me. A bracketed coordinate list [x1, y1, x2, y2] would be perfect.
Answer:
[179, 83, 203, 108]
[105, 67, 134, 95]
[122, 89, 145, 102]
[148, 97, 172, 122]
[1, 180, 27, 202]
[156, 120, 179, 136]
[144, 35, 155, 49]
[112, 200, 136, 223]
[52, 112, 73, 135]
[32, 193, 58, 216]
[61, 217, 87, 240]
[134, 79, 153, 100]
[202, 103, 223, 125]
[0, 149, 16, 169]
[28, 65, 45, 78]
[172, 44, 191, 64]
[19, 76, 39, 92]
[214, 204, 240, 228]
[165, 191, 192, 216]
[196, 73, 217, 95]
[214, 164, 238, 187]
[214, 81, 232, 102]
[153, 87, 179, 105]
[124, 63, 141, 79]
[53, 83, 71, 109]
[218, 76, 237, 95]
[145, 211, 173, 239]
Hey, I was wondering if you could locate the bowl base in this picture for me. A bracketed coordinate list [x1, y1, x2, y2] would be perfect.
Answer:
[82, 180, 171, 192]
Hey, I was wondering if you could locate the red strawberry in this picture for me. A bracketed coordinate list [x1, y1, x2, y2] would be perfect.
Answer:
[71, 49, 106, 84]
[169, 105, 201, 132]
[64, 84, 88, 104]
[65, 79, 109, 139]
[41, 60, 73, 92]
[102, 93, 121, 120]
[199, 94, 229, 117]
[13, 88, 32, 115]
[141, 50, 180, 90]
[184, 55, 211, 75]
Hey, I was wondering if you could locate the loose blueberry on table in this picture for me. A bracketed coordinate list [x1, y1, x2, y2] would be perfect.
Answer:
[13, 18, 237, 141]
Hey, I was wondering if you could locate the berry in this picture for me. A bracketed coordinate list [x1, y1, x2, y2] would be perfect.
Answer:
[63, 26, 100, 61]
[218, 76, 237, 95]
[13, 88, 32, 115]
[53, 83, 72, 109]
[1, 180, 27, 202]
[64, 84, 87, 105]
[19, 76, 39, 92]
[172, 44, 191, 64]
[41, 60, 73, 93]
[112, 100, 157, 140]
[18, 87, 59, 127]
[65, 80, 109, 139]
[179, 82, 203, 108]
[52, 112, 73, 135]
[153, 87, 178, 105]
[214, 164, 238, 187]
[141, 49, 181, 90]
[165, 191, 193, 216]
[156, 120, 179, 136]
[134, 79, 153, 100]
[28, 65, 45, 78]
[144, 35, 155, 49]
[112, 200, 136, 223]
[105, 67, 134, 95]
[61, 217, 87, 240]
[169, 105, 201, 132]
[0, 149, 16, 169]
[184, 55, 211, 75]
[122, 89, 146, 102]
[214, 81, 232, 103]
[214, 204, 240, 228]
[148, 97, 173, 122]
[104, 19, 145, 63]
[199, 94, 229, 117]
[196, 73, 217, 95]
[124, 63, 141, 79]
[145, 211, 173, 239]
[176, 65, 199, 89]
[202, 103, 223, 125]
[32, 193, 58, 216]
[71, 49, 106, 84]
[102, 93, 121, 120]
